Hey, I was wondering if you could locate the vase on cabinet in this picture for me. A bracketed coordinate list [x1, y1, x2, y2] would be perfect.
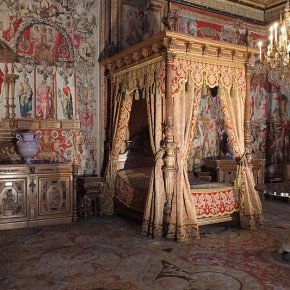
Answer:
[16, 132, 40, 164]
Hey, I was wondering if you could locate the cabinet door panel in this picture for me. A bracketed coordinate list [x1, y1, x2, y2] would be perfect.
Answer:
[0, 178, 27, 219]
[38, 176, 71, 216]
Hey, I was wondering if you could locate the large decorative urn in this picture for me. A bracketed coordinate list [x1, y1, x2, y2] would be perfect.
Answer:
[16, 132, 40, 164]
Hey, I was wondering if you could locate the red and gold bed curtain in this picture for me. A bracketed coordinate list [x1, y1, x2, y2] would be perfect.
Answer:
[166, 74, 201, 241]
[141, 67, 166, 239]
[103, 61, 164, 216]
[170, 59, 263, 229]
[219, 86, 264, 228]
[103, 85, 134, 215]
[141, 62, 202, 241]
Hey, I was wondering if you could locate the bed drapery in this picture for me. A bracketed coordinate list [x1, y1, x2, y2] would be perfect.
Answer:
[103, 78, 135, 214]
[172, 58, 263, 229]
[165, 71, 200, 240]
[102, 30, 263, 240]
[103, 61, 164, 216]
[219, 86, 263, 228]
[141, 60, 166, 239]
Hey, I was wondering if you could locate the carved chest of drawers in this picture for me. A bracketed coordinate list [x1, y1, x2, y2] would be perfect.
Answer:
[0, 163, 78, 230]
[202, 159, 265, 185]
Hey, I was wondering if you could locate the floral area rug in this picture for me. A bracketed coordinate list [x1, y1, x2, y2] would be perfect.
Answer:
[0, 200, 290, 290]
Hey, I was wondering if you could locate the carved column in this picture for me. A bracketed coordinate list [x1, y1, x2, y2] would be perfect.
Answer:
[4, 73, 19, 119]
[244, 63, 252, 165]
[163, 52, 176, 225]
[29, 166, 37, 220]
[8, 74, 18, 119]
[72, 163, 79, 223]
[4, 73, 10, 119]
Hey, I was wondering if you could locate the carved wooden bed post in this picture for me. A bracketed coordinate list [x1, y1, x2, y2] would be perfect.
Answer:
[163, 51, 176, 227]
[244, 60, 252, 164]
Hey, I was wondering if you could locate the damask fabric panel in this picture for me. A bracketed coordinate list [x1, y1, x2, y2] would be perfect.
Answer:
[141, 73, 166, 240]
[103, 91, 134, 215]
[115, 167, 152, 213]
[169, 58, 263, 230]
[115, 167, 239, 222]
[103, 60, 164, 217]
[219, 87, 264, 229]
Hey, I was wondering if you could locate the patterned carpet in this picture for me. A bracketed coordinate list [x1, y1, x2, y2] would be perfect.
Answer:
[1, 200, 290, 290]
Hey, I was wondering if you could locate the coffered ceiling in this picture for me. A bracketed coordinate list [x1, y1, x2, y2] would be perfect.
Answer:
[238, 0, 285, 9]
[176, 0, 287, 23]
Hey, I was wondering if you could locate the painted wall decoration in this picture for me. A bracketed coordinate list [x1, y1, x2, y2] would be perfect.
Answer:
[16, 22, 73, 64]
[0, 0, 101, 176]
[17, 75, 33, 118]
[57, 75, 75, 120]
[187, 88, 234, 172]
[117, 1, 163, 50]
[173, 3, 265, 48]
[177, 16, 197, 36]
[250, 75, 290, 165]
[109, 0, 165, 52]
[35, 77, 54, 119]
[111, 1, 267, 56]
[31, 128, 81, 163]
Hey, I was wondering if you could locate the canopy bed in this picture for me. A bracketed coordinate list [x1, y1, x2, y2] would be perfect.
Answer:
[102, 30, 264, 241]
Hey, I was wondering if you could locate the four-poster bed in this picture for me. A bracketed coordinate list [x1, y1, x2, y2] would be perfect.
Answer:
[102, 30, 264, 241]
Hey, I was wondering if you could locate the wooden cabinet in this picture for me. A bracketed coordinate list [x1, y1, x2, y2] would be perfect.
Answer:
[202, 159, 265, 185]
[0, 163, 78, 230]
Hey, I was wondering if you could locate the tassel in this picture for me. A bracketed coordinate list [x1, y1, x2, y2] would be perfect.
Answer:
[152, 82, 156, 95]
[185, 70, 192, 92]
[230, 86, 237, 98]
[185, 80, 190, 92]
[134, 88, 140, 100]
[141, 88, 145, 99]
[230, 75, 238, 98]
[217, 74, 223, 96]
[217, 86, 223, 96]
[201, 72, 208, 98]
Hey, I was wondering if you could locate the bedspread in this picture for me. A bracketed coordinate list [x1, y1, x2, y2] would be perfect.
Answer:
[115, 167, 239, 219]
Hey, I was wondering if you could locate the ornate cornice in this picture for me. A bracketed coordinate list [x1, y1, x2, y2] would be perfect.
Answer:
[175, 0, 264, 22]
[0, 166, 29, 175]
[174, 0, 285, 23]
[1, 119, 81, 131]
[101, 30, 258, 75]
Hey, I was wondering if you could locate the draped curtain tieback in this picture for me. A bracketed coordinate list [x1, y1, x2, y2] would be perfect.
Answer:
[234, 151, 247, 189]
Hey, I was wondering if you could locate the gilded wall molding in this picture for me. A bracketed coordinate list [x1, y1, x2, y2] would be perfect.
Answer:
[102, 30, 258, 75]
[1, 119, 81, 131]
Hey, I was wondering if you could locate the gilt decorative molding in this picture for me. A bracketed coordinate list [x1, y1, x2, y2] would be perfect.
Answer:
[102, 30, 258, 74]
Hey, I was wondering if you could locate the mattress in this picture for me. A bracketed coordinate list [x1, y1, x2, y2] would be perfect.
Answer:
[115, 167, 239, 219]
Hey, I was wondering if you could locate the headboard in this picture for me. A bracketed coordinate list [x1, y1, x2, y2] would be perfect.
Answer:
[118, 129, 154, 170]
